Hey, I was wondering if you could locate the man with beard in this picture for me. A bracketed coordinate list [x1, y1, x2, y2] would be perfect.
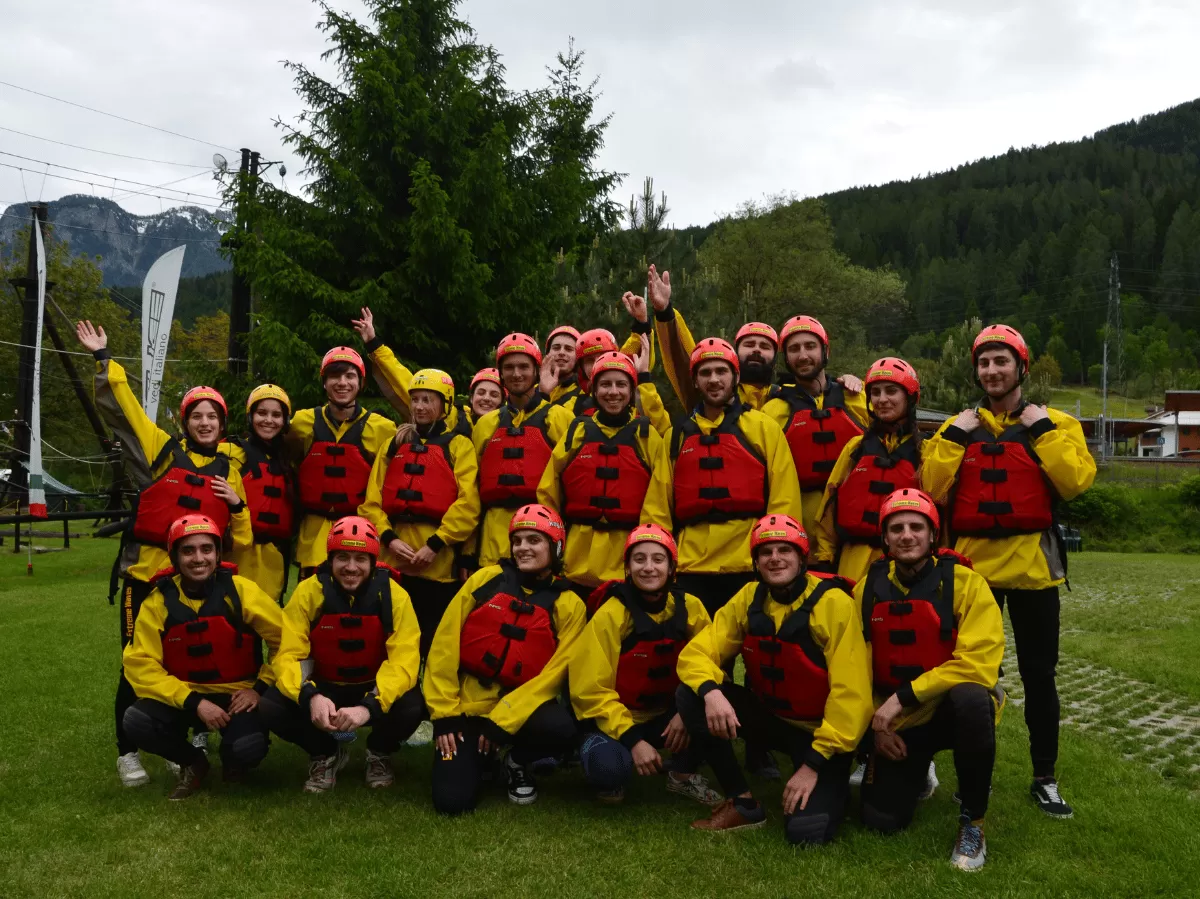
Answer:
[544, 325, 582, 407]
[921, 324, 1094, 820]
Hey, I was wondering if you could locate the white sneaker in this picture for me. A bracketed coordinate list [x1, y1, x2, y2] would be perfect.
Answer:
[849, 761, 866, 788]
[919, 760, 939, 800]
[303, 746, 350, 794]
[666, 771, 722, 805]
[117, 752, 150, 788]
[192, 731, 209, 754]
[166, 761, 181, 778]
[406, 720, 433, 747]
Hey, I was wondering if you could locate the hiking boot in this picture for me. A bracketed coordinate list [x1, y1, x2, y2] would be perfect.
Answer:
[596, 787, 625, 805]
[849, 761, 866, 788]
[117, 752, 150, 788]
[168, 757, 210, 801]
[919, 760, 939, 800]
[747, 748, 780, 781]
[667, 771, 723, 806]
[405, 720, 433, 748]
[303, 746, 349, 794]
[506, 753, 538, 805]
[691, 798, 767, 833]
[1030, 777, 1074, 819]
[950, 814, 987, 871]
[365, 750, 395, 789]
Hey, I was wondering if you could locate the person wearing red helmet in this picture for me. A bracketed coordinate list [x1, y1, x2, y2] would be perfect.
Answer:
[425, 504, 586, 813]
[536, 350, 672, 593]
[570, 525, 721, 805]
[854, 489, 1004, 872]
[676, 514, 872, 843]
[811, 357, 924, 585]
[544, 324, 582, 406]
[470, 334, 575, 571]
[259, 516, 425, 794]
[121, 515, 282, 800]
[462, 368, 504, 427]
[921, 324, 1094, 819]
[762, 315, 869, 538]
[75, 320, 253, 789]
[643, 337, 801, 622]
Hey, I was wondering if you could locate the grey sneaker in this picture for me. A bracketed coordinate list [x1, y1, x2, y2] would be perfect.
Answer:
[919, 760, 939, 800]
[849, 761, 866, 788]
[365, 750, 394, 789]
[303, 746, 349, 794]
[191, 731, 209, 754]
[405, 720, 433, 748]
[667, 771, 723, 805]
[1030, 778, 1074, 819]
[117, 752, 150, 788]
[950, 814, 987, 871]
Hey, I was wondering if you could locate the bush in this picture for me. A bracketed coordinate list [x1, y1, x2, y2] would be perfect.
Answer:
[1060, 484, 1135, 530]
[1177, 475, 1200, 510]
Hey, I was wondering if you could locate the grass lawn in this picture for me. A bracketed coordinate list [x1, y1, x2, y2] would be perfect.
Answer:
[1049, 385, 1155, 420]
[2, 540, 1199, 898]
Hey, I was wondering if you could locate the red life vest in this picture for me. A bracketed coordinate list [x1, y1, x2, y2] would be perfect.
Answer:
[610, 583, 690, 712]
[380, 419, 467, 525]
[862, 552, 959, 693]
[308, 566, 396, 684]
[478, 404, 555, 508]
[949, 417, 1056, 537]
[298, 410, 377, 518]
[228, 437, 294, 541]
[740, 574, 849, 720]
[459, 562, 564, 689]
[131, 441, 232, 547]
[671, 402, 768, 527]
[833, 433, 920, 545]
[776, 382, 864, 491]
[158, 567, 261, 685]
[561, 417, 652, 529]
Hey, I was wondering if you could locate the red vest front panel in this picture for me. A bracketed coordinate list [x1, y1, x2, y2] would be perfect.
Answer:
[381, 428, 460, 525]
[298, 411, 375, 518]
[458, 564, 560, 689]
[159, 571, 259, 684]
[950, 422, 1055, 536]
[612, 586, 689, 711]
[562, 418, 652, 529]
[232, 438, 294, 541]
[478, 406, 554, 508]
[834, 434, 919, 543]
[132, 442, 232, 546]
[308, 568, 394, 683]
[863, 556, 958, 693]
[779, 383, 864, 491]
[671, 405, 768, 526]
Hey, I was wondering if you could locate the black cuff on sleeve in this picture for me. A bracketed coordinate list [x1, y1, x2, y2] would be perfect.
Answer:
[802, 748, 828, 772]
[896, 684, 920, 708]
[364, 336, 385, 354]
[361, 694, 383, 724]
[380, 529, 399, 547]
[252, 679, 268, 696]
[426, 534, 447, 553]
[697, 680, 721, 699]
[1027, 416, 1057, 439]
[183, 692, 203, 714]
[432, 715, 466, 738]
[229, 501, 246, 515]
[944, 424, 971, 446]
[619, 726, 644, 751]
[298, 681, 319, 708]
[653, 303, 675, 323]
[631, 318, 651, 335]
[459, 555, 478, 572]
[637, 371, 653, 385]
[93, 348, 112, 362]
[479, 717, 513, 746]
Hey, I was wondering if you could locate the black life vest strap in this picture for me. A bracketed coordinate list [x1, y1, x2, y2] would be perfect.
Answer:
[160, 568, 246, 636]
[745, 578, 834, 670]
[150, 438, 230, 480]
[616, 583, 689, 652]
[312, 408, 375, 462]
[862, 556, 955, 642]
[315, 565, 394, 633]
[472, 560, 565, 622]
[852, 430, 920, 469]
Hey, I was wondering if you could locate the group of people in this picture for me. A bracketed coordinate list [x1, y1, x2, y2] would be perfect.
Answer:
[77, 262, 1095, 872]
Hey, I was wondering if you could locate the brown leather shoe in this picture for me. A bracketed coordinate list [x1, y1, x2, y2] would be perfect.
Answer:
[168, 757, 210, 801]
[691, 798, 767, 832]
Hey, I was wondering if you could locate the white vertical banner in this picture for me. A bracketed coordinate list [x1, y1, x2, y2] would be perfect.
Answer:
[28, 218, 48, 518]
[141, 245, 186, 422]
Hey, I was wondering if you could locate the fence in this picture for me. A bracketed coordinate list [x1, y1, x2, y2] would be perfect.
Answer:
[0, 509, 130, 552]
[1095, 457, 1200, 489]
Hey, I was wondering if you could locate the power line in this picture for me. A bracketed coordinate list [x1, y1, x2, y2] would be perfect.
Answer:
[0, 162, 225, 209]
[0, 126, 211, 168]
[0, 79, 237, 153]
[0, 338, 228, 365]
[0, 151, 224, 201]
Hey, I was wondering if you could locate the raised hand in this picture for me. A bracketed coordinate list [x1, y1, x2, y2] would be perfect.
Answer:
[622, 291, 649, 324]
[75, 320, 107, 352]
[350, 307, 376, 343]
[646, 265, 672, 312]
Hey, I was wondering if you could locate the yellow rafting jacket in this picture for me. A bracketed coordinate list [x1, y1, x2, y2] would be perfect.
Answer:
[122, 572, 283, 708]
[365, 339, 415, 415]
[761, 380, 870, 538]
[286, 404, 396, 568]
[645, 404, 802, 575]
[359, 406, 480, 583]
[470, 395, 575, 567]
[570, 588, 710, 741]
[920, 404, 1096, 590]
[219, 439, 289, 603]
[812, 431, 922, 585]
[92, 357, 252, 582]
[854, 558, 1005, 730]
[424, 565, 586, 736]
[273, 571, 421, 713]
[535, 409, 672, 586]
[677, 574, 873, 760]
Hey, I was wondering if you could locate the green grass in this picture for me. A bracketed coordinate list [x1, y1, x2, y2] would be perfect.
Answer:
[1049, 385, 1156, 419]
[2, 540, 1200, 898]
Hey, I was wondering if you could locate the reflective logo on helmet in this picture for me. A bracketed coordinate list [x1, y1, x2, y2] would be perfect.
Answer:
[756, 529, 789, 539]
[868, 368, 895, 379]
[511, 519, 539, 530]
[183, 522, 213, 534]
[700, 350, 728, 360]
[888, 499, 923, 509]
[631, 531, 666, 543]
[339, 538, 368, 548]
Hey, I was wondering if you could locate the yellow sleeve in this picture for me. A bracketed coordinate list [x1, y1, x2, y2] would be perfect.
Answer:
[808, 587, 874, 759]
[758, 413, 803, 519]
[236, 577, 285, 687]
[621, 329, 659, 375]
[122, 591, 193, 708]
[374, 580, 422, 712]
[1035, 410, 1097, 501]
[360, 443, 394, 540]
[471, 410, 500, 456]
[93, 357, 172, 472]
[636, 381, 672, 436]
[535, 418, 582, 513]
[654, 308, 697, 409]
[568, 599, 635, 740]
[363, 411, 398, 459]
[546, 404, 577, 445]
[677, 585, 754, 692]
[919, 418, 965, 504]
[425, 569, 497, 720]
[224, 464, 254, 553]
[683, 593, 714, 637]
[367, 342, 415, 415]
[273, 578, 323, 703]
[843, 385, 869, 428]
[637, 428, 673, 529]
[486, 590, 587, 736]
[437, 434, 481, 547]
[283, 407, 317, 463]
[812, 437, 862, 565]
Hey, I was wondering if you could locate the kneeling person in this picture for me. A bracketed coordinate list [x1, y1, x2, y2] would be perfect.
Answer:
[676, 514, 872, 844]
[122, 515, 283, 800]
[260, 516, 424, 793]
[857, 488, 1004, 872]
[570, 525, 719, 805]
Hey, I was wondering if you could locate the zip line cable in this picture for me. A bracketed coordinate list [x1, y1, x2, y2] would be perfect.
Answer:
[0, 126, 211, 168]
[0, 151, 224, 202]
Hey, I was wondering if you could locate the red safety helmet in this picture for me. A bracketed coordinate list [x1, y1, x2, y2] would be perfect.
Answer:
[179, 386, 227, 423]
[326, 515, 380, 558]
[321, 346, 366, 379]
[166, 514, 223, 554]
[576, 329, 620, 363]
[588, 351, 637, 393]
[508, 503, 566, 559]
[972, 324, 1030, 374]
[496, 332, 543, 368]
[749, 513, 810, 558]
[546, 325, 581, 350]
[735, 321, 780, 349]
[469, 368, 504, 395]
[623, 523, 678, 564]
[865, 357, 921, 402]
[879, 487, 940, 534]
[780, 315, 829, 351]
[689, 337, 740, 378]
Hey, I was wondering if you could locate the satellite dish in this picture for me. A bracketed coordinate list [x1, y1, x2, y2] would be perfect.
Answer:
[212, 153, 228, 173]
[278, 164, 287, 178]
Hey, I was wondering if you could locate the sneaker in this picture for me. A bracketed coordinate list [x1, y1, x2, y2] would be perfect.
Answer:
[117, 752, 150, 788]
[165, 761, 181, 778]
[365, 750, 395, 789]
[596, 787, 625, 805]
[405, 720, 433, 748]
[849, 761, 866, 788]
[950, 814, 987, 871]
[168, 757, 211, 801]
[191, 731, 209, 754]
[667, 771, 723, 806]
[303, 746, 350, 794]
[1030, 777, 1074, 819]
[747, 748, 780, 781]
[506, 753, 538, 805]
[691, 798, 767, 832]
[919, 760, 939, 800]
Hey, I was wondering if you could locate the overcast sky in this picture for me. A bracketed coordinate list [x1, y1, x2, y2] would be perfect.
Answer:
[2, 0, 1199, 227]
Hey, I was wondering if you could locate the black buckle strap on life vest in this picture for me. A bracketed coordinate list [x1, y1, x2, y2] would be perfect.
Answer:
[616, 583, 689, 654]
[316, 565, 395, 634]
[472, 560, 565, 624]
[777, 378, 851, 417]
[745, 577, 840, 673]
[312, 407, 376, 466]
[669, 399, 770, 522]
[861, 555, 956, 643]
[159, 567, 251, 653]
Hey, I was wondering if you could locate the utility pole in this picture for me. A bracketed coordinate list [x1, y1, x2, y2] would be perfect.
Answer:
[1102, 252, 1120, 460]
[227, 147, 258, 376]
